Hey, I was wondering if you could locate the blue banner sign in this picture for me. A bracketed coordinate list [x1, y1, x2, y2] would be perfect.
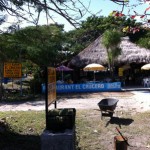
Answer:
[56, 82, 121, 93]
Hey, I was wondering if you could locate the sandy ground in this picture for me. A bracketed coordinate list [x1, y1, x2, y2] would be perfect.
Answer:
[0, 91, 150, 113]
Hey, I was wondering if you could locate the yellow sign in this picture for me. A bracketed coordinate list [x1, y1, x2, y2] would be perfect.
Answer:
[47, 67, 56, 106]
[118, 68, 123, 76]
[4, 62, 22, 78]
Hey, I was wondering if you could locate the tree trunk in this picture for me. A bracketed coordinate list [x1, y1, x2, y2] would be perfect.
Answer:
[0, 63, 4, 100]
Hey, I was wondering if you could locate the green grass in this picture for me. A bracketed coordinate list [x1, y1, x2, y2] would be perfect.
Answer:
[0, 111, 45, 150]
[0, 110, 150, 150]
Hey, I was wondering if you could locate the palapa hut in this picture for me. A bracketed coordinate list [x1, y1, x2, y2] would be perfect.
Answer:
[68, 36, 150, 85]
[69, 36, 150, 68]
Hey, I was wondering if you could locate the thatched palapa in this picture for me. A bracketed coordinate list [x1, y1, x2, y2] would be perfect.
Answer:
[68, 36, 150, 68]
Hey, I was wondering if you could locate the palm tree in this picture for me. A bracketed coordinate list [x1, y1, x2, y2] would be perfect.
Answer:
[102, 29, 122, 78]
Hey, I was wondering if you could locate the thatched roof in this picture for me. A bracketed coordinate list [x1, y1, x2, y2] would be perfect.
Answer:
[68, 36, 150, 68]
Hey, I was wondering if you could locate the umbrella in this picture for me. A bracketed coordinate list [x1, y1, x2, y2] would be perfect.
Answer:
[83, 63, 106, 81]
[56, 65, 73, 80]
[141, 64, 150, 70]
[83, 63, 106, 71]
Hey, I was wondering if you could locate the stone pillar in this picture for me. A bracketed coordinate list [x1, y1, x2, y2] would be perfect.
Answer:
[41, 128, 75, 150]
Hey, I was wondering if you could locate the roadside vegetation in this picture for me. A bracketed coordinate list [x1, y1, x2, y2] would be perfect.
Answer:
[0, 14, 149, 100]
[0, 110, 150, 150]
[2, 77, 42, 102]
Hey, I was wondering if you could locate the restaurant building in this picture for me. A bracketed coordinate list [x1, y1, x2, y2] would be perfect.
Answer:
[68, 36, 150, 86]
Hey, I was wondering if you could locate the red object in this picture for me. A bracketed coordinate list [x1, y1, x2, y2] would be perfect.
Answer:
[140, 15, 145, 18]
[131, 15, 136, 19]
[115, 12, 120, 17]
[119, 13, 125, 17]
[145, 6, 150, 14]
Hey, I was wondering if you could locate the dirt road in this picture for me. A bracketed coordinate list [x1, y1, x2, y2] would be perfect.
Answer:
[0, 91, 150, 113]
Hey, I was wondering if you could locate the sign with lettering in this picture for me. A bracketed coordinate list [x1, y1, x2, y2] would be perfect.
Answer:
[56, 82, 121, 93]
[47, 67, 56, 106]
[4, 62, 22, 78]
[118, 68, 123, 77]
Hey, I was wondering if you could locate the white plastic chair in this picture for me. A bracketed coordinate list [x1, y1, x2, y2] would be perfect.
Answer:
[143, 78, 150, 88]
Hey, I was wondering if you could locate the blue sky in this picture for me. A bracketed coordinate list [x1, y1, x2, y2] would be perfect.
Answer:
[51, 0, 150, 31]
[1, 0, 150, 32]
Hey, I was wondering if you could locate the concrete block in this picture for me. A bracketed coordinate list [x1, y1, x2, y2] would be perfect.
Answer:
[41, 128, 75, 150]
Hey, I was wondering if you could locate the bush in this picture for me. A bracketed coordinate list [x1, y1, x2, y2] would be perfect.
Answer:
[47, 108, 76, 132]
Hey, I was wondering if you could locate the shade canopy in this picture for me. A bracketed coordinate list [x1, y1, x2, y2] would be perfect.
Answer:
[83, 63, 106, 81]
[56, 65, 73, 81]
[83, 63, 106, 71]
[141, 64, 150, 70]
[56, 65, 73, 71]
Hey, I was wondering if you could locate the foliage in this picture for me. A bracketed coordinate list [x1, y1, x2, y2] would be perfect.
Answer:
[0, 1, 149, 62]
[0, 32, 25, 100]
[0, 33, 20, 61]
[109, 1, 150, 24]
[137, 37, 150, 49]
[129, 28, 150, 49]
[102, 29, 122, 77]
[0, 24, 66, 98]
[64, 29, 88, 55]
[102, 29, 122, 49]
[66, 15, 143, 56]
[13, 24, 65, 66]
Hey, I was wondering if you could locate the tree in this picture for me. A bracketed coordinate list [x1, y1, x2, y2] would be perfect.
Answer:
[129, 28, 150, 49]
[0, 32, 22, 100]
[0, 0, 93, 32]
[110, 0, 150, 24]
[13, 24, 65, 67]
[102, 29, 122, 78]
[65, 15, 142, 56]
[0, 0, 149, 33]
[0, 24, 66, 96]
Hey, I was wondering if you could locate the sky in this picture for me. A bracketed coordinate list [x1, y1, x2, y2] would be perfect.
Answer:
[1, 0, 150, 32]
[61, 0, 150, 31]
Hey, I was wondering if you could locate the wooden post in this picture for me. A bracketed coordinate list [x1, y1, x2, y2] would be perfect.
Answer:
[114, 135, 128, 150]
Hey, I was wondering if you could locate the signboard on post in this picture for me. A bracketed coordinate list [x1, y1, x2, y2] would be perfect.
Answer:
[45, 67, 56, 130]
[4, 62, 22, 78]
[47, 67, 56, 106]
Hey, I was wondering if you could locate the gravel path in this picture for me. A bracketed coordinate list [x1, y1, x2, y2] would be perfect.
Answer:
[0, 91, 150, 112]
